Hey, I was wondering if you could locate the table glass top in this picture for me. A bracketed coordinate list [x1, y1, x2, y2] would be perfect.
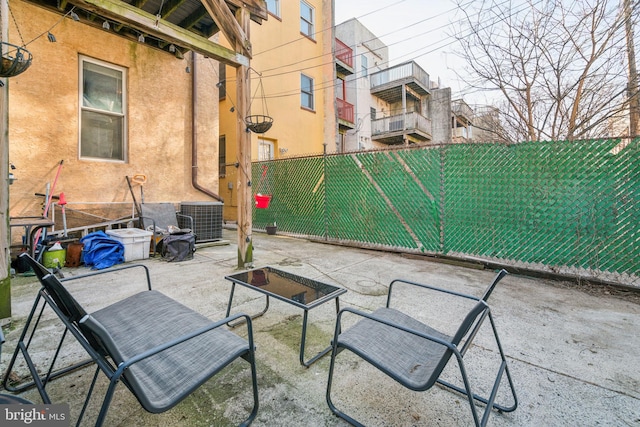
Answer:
[225, 267, 344, 306]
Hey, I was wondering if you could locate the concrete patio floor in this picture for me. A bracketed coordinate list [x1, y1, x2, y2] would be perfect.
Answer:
[1, 228, 639, 426]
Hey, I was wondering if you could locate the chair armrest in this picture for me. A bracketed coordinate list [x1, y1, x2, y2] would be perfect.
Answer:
[138, 216, 157, 233]
[61, 264, 152, 291]
[335, 307, 455, 351]
[387, 278, 480, 309]
[175, 213, 194, 231]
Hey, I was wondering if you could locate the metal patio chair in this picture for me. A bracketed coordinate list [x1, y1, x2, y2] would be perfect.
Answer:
[140, 202, 194, 255]
[3, 253, 259, 426]
[326, 269, 518, 427]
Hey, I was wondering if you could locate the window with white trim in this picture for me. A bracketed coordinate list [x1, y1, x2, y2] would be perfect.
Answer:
[79, 56, 126, 161]
[266, 0, 280, 17]
[301, 74, 314, 110]
[300, 1, 314, 38]
[258, 138, 274, 160]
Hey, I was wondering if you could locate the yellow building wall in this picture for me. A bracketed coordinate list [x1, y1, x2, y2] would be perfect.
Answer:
[8, 1, 221, 224]
[218, 0, 336, 220]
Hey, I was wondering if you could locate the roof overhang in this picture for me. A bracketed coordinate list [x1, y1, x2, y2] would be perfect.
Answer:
[29, 0, 267, 67]
[72, 0, 250, 66]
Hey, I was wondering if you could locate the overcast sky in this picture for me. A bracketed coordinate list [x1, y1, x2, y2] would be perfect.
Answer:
[334, 0, 482, 104]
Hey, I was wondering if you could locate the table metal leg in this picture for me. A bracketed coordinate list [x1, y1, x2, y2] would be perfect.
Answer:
[226, 283, 270, 328]
[300, 297, 341, 367]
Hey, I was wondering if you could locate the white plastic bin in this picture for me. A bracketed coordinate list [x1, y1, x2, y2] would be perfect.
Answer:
[106, 228, 153, 262]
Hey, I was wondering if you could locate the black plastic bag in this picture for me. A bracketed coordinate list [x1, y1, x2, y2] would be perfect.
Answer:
[159, 233, 196, 262]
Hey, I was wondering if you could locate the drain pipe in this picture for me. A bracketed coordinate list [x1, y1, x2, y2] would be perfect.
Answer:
[191, 51, 224, 202]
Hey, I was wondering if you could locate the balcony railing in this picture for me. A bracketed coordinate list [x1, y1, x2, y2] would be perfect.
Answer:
[370, 62, 430, 92]
[337, 98, 354, 123]
[452, 99, 474, 121]
[335, 39, 353, 68]
[371, 111, 432, 143]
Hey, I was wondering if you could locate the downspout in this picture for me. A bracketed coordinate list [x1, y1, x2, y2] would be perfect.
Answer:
[191, 51, 224, 202]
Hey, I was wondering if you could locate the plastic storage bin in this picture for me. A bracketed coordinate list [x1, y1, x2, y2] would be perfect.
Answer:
[106, 228, 153, 262]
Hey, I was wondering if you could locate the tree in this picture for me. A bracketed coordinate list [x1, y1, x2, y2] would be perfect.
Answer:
[452, 0, 636, 142]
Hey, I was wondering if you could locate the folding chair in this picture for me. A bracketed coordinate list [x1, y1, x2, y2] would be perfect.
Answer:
[3, 253, 259, 426]
[326, 269, 517, 427]
[140, 203, 194, 255]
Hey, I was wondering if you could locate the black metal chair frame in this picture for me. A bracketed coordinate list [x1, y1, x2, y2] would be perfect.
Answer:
[326, 270, 518, 427]
[0, 328, 34, 404]
[3, 253, 259, 427]
[139, 203, 194, 255]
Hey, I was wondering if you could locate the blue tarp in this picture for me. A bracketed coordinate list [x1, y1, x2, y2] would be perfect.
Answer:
[80, 231, 125, 269]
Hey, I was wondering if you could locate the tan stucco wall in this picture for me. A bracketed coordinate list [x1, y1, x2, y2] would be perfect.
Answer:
[8, 1, 220, 221]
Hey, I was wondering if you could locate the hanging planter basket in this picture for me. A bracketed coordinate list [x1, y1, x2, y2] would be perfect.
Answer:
[0, 43, 32, 78]
[245, 115, 273, 134]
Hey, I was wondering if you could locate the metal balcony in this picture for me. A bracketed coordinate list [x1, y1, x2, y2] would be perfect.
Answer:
[337, 98, 355, 128]
[370, 62, 430, 103]
[452, 99, 474, 122]
[371, 112, 432, 145]
[335, 39, 354, 75]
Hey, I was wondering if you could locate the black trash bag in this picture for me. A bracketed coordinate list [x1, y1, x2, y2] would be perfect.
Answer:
[159, 233, 196, 262]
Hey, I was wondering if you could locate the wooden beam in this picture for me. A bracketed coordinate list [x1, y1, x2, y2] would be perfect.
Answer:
[236, 5, 252, 268]
[200, 0, 251, 58]
[71, 0, 249, 67]
[225, 0, 268, 22]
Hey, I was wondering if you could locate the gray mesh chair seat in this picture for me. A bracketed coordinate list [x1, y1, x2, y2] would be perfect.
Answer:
[326, 270, 518, 427]
[84, 290, 250, 412]
[337, 307, 451, 391]
[3, 253, 259, 427]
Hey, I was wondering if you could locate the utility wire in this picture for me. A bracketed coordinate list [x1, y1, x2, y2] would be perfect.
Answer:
[254, 0, 408, 57]
[206, 0, 635, 110]
[266, 0, 632, 102]
[257, 0, 477, 74]
[225, 0, 546, 100]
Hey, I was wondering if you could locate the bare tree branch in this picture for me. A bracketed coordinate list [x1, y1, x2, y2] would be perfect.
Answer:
[452, 0, 631, 142]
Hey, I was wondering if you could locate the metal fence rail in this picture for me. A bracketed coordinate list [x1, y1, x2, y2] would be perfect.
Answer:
[252, 138, 639, 287]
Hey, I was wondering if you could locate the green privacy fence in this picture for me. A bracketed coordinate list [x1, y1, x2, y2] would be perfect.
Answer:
[253, 138, 639, 287]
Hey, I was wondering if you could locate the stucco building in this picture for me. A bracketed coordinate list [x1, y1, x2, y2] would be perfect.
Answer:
[1, 0, 267, 320]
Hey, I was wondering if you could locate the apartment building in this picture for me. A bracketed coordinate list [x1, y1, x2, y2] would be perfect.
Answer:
[335, 18, 473, 150]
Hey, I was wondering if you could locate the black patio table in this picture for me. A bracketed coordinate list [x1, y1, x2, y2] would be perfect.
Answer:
[224, 266, 347, 367]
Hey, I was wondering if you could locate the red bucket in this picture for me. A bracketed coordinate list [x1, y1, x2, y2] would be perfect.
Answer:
[255, 194, 271, 209]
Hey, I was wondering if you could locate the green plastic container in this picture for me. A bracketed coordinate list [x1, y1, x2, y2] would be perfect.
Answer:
[43, 249, 66, 268]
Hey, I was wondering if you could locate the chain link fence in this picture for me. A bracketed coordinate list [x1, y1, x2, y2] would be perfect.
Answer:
[252, 138, 639, 287]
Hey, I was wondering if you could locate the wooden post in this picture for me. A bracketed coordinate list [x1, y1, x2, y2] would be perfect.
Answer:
[236, 5, 253, 268]
[0, 0, 11, 323]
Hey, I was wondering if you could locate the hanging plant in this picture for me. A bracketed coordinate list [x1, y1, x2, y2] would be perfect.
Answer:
[245, 70, 273, 134]
[0, 42, 32, 78]
[246, 114, 273, 134]
[1, 2, 39, 79]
